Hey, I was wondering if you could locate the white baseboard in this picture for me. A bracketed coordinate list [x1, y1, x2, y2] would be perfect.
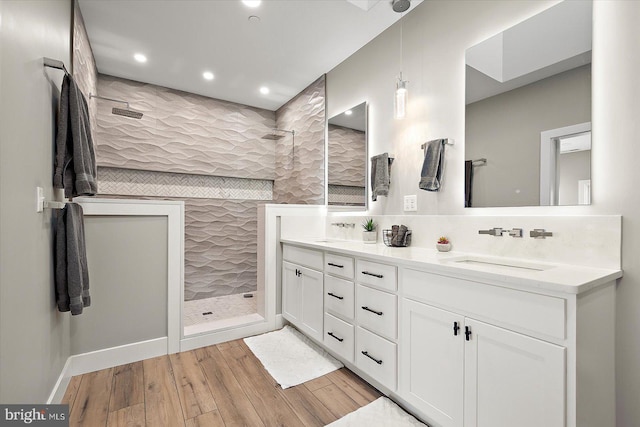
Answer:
[47, 337, 167, 404]
[275, 314, 285, 329]
[69, 337, 168, 377]
[47, 357, 73, 404]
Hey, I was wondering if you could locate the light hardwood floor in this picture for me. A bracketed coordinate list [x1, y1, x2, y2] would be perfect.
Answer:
[62, 339, 382, 426]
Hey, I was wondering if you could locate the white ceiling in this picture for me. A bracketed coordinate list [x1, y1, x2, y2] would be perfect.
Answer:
[78, 0, 423, 111]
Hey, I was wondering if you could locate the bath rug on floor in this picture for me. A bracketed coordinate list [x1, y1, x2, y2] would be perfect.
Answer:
[244, 325, 343, 389]
[326, 397, 426, 427]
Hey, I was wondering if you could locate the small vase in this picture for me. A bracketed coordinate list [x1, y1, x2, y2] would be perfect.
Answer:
[436, 243, 451, 252]
[363, 231, 377, 244]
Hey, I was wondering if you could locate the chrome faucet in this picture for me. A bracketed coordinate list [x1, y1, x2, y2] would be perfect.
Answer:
[478, 228, 504, 236]
[331, 222, 355, 228]
[530, 229, 553, 239]
[479, 228, 523, 237]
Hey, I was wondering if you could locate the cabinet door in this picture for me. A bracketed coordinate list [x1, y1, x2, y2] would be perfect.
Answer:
[400, 299, 465, 427]
[463, 319, 565, 427]
[282, 261, 301, 324]
[299, 265, 324, 341]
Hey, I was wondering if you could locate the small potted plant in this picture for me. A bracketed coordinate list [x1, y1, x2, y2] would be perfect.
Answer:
[362, 218, 377, 244]
[436, 236, 451, 252]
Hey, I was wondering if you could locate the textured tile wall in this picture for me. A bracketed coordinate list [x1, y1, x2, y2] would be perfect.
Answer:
[184, 198, 261, 301]
[274, 76, 326, 204]
[94, 75, 277, 180]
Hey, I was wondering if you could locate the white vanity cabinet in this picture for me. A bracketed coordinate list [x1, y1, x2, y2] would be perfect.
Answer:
[282, 245, 324, 341]
[280, 239, 617, 427]
[400, 267, 612, 427]
[401, 298, 565, 427]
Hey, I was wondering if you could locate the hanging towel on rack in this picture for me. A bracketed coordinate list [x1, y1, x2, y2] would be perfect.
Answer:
[371, 153, 390, 201]
[53, 74, 97, 198]
[464, 160, 474, 207]
[55, 203, 90, 315]
[419, 139, 445, 192]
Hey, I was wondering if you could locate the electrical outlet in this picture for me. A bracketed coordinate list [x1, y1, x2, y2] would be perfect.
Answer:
[404, 195, 417, 212]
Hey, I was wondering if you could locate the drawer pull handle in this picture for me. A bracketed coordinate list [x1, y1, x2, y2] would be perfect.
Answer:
[327, 332, 344, 342]
[361, 306, 383, 316]
[328, 292, 344, 300]
[328, 262, 344, 268]
[361, 351, 383, 365]
[362, 271, 383, 278]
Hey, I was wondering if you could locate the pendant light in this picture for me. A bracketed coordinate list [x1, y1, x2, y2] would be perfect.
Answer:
[393, 0, 410, 119]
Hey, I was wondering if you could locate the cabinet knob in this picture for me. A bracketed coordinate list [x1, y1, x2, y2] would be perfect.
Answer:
[465, 326, 472, 341]
[453, 321, 460, 336]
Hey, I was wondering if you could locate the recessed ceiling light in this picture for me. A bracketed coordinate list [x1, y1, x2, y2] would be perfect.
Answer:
[242, 0, 261, 8]
[344, 110, 353, 116]
[203, 71, 214, 81]
[259, 86, 270, 95]
[133, 53, 147, 63]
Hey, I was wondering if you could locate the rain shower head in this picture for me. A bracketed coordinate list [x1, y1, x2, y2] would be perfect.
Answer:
[112, 107, 143, 119]
[261, 128, 295, 140]
[90, 93, 144, 119]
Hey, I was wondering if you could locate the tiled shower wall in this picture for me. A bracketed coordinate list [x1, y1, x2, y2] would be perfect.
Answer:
[274, 76, 326, 204]
[75, 7, 326, 301]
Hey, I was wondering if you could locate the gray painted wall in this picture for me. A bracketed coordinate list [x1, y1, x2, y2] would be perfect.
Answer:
[0, 0, 72, 403]
[327, 1, 640, 425]
[71, 216, 168, 354]
[466, 64, 591, 207]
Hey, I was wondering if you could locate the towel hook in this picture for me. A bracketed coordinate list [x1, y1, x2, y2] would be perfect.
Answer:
[43, 57, 70, 75]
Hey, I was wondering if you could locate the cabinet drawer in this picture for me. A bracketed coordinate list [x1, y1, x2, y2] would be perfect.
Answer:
[325, 275, 355, 321]
[403, 268, 566, 340]
[325, 253, 355, 280]
[283, 244, 323, 271]
[324, 313, 355, 363]
[356, 285, 397, 340]
[356, 326, 397, 390]
[356, 259, 397, 291]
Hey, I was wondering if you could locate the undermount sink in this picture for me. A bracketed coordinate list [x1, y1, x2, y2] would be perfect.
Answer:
[443, 255, 554, 272]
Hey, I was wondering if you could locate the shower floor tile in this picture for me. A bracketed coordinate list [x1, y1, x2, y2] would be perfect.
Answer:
[184, 292, 258, 327]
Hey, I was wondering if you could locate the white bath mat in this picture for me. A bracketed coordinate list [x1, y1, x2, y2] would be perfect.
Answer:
[326, 397, 426, 427]
[244, 325, 343, 389]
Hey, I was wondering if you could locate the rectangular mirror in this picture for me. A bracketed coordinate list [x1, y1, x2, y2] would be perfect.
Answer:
[327, 102, 367, 208]
[465, 0, 592, 208]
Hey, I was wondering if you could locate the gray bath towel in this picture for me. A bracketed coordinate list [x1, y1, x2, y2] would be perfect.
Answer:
[54, 74, 97, 198]
[55, 203, 90, 315]
[419, 139, 445, 191]
[371, 153, 390, 201]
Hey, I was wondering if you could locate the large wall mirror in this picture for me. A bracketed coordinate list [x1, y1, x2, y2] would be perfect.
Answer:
[327, 102, 367, 208]
[465, 1, 592, 208]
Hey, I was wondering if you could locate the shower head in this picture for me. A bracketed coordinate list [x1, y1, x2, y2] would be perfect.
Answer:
[392, 0, 411, 13]
[90, 93, 143, 119]
[261, 128, 295, 140]
[112, 107, 143, 119]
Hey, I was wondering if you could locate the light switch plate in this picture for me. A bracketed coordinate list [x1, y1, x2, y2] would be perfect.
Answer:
[404, 195, 417, 211]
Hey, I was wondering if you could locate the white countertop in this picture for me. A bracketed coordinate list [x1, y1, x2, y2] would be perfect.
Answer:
[280, 238, 623, 295]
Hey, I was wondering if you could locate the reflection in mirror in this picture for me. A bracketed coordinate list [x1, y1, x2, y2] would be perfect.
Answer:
[327, 102, 367, 207]
[465, 1, 592, 207]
